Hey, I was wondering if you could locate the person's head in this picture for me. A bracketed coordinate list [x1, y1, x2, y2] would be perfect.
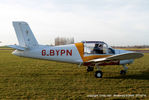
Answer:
[99, 44, 103, 47]
[95, 44, 99, 47]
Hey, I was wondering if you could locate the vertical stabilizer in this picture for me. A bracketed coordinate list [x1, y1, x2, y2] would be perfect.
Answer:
[13, 21, 38, 48]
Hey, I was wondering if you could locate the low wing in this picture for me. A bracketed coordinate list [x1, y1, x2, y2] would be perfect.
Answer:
[88, 52, 144, 63]
[7, 45, 26, 51]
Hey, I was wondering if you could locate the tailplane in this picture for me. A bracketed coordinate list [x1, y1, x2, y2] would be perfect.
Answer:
[13, 21, 39, 48]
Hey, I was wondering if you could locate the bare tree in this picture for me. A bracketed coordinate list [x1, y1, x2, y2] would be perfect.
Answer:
[55, 37, 74, 46]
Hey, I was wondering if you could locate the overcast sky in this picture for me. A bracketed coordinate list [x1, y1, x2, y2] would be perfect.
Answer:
[0, 0, 149, 46]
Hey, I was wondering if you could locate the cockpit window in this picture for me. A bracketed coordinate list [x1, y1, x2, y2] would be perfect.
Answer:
[108, 48, 115, 54]
[83, 41, 107, 54]
[84, 43, 94, 54]
[83, 41, 115, 55]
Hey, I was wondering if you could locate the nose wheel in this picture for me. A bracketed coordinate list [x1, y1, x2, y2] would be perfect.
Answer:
[120, 64, 128, 75]
[95, 71, 103, 78]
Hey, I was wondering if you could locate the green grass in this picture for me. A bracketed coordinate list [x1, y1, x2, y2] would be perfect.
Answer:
[0, 46, 13, 50]
[115, 48, 149, 51]
[0, 50, 148, 99]
[0, 46, 10, 48]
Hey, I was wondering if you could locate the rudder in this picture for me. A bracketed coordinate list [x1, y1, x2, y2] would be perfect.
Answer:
[13, 21, 39, 48]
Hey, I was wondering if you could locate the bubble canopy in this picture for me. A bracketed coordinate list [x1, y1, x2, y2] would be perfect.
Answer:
[81, 41, 106, 44]
[81, 41, 115, 55]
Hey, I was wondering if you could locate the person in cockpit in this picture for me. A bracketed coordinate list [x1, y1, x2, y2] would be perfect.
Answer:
[93, 44, 103, 54]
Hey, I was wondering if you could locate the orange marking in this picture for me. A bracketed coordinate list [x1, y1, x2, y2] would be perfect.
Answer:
[75, 43, 84, 60]
[75, 42, 111, 62]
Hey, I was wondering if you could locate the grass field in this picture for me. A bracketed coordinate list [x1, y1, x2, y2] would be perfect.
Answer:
[113, 48, 149, 52]
[114, 48, 149, 50]
[0, 50, 148, 99]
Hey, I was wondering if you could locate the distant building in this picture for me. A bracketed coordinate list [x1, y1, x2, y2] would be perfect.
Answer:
[55, 37, 74, 46]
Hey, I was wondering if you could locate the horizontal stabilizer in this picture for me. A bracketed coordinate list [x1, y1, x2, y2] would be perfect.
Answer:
[7, 45, 26, 51]
[88, 52, 144, 63]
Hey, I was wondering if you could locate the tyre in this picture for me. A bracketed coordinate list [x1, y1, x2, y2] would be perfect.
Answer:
[87, 66, 94, 72]
[120, 70, 126, 75]
[95, 71, 103, 78]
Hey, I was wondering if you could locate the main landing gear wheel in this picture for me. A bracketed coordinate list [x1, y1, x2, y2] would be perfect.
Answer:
[120, 64, 128, 75]
[95, 71, 103, 78]
[120, 70, 126, 75]
[87, 66, 94, 72]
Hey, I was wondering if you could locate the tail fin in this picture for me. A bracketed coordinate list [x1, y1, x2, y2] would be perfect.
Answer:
[13, 21, 39, 48]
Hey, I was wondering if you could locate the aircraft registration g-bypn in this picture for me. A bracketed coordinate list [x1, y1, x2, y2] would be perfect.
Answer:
[8, 21, 144, 78]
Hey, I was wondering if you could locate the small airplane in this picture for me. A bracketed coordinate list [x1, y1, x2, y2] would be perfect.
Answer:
[8, 21, 144, 78]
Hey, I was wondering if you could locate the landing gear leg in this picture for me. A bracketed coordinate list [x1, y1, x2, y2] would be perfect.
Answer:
[95, 66, 103, 78]
[87, 66, 94, 72]
[120, 64, 128, 75]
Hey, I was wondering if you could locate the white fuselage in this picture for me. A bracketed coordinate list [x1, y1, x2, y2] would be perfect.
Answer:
[12, 44, 134, 66]
[12, 44, 83, 64]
